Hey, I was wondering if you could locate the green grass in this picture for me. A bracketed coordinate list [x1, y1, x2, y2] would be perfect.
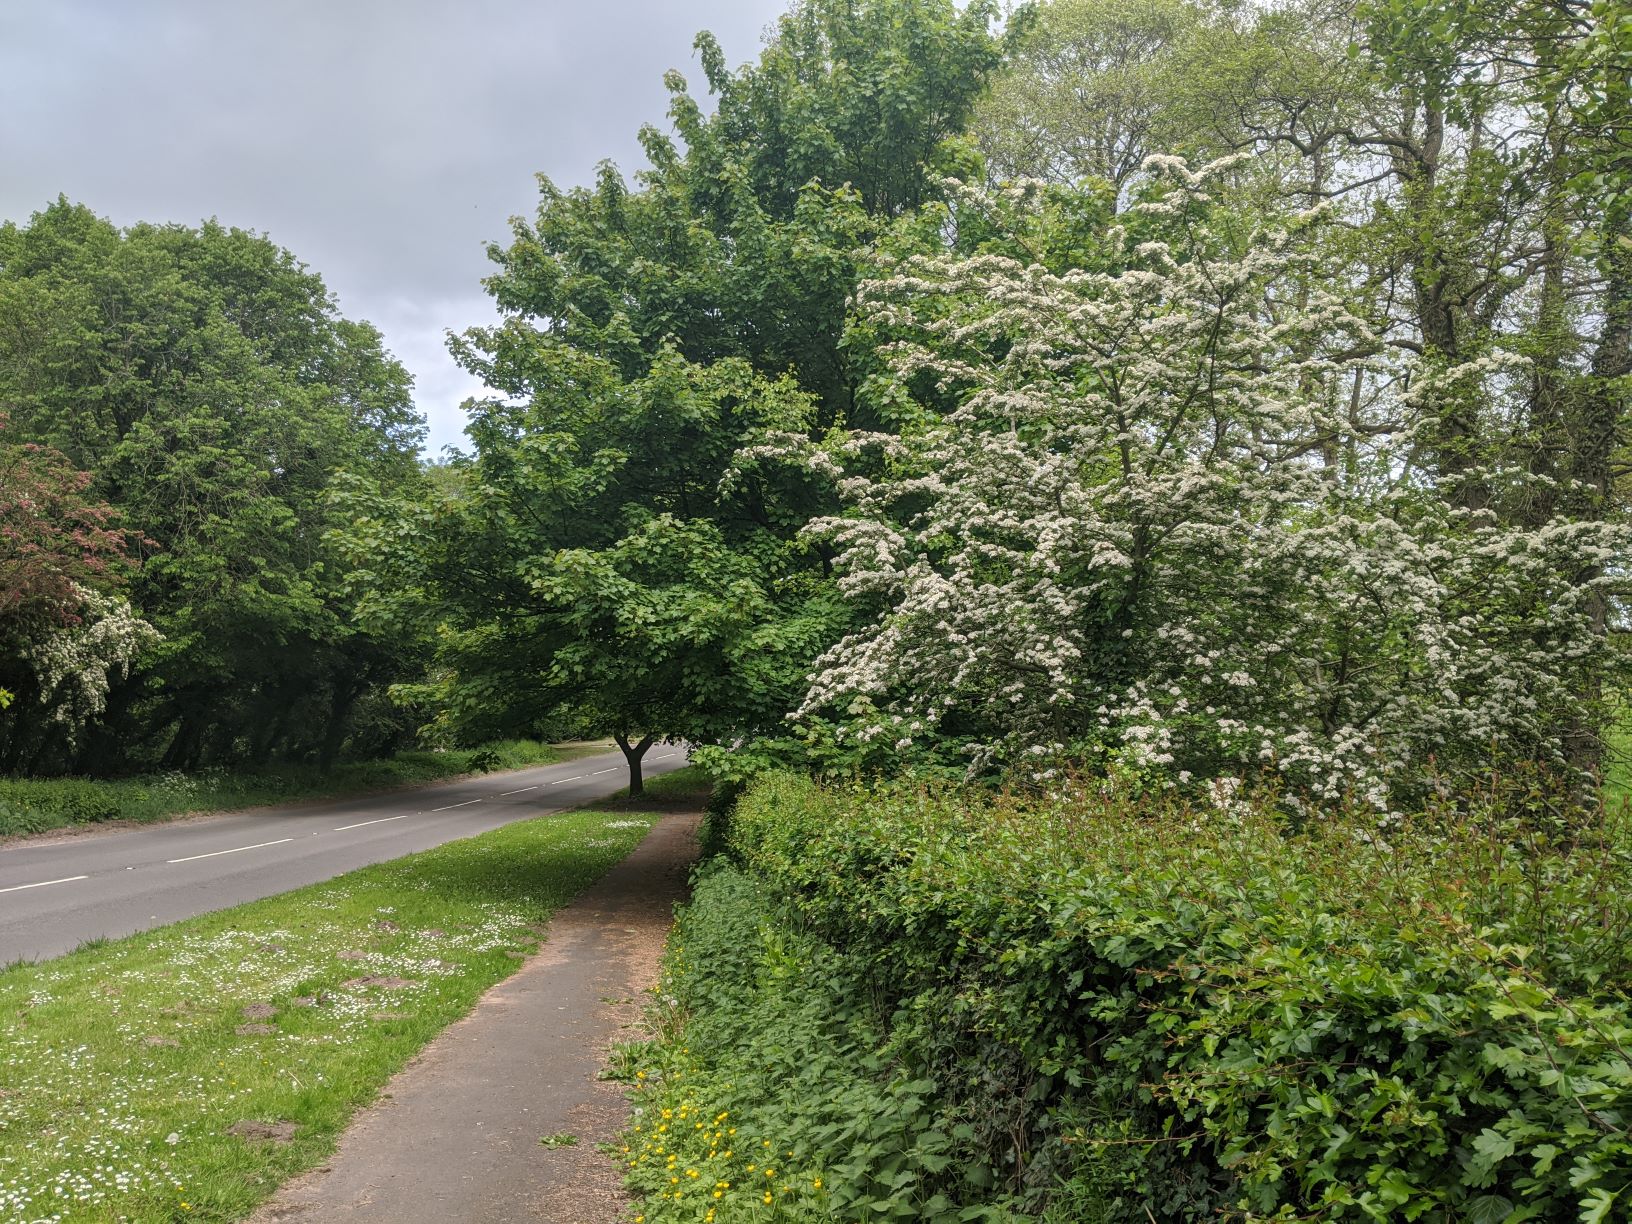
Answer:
[0, 739, 610, 840]
[0, 774, 693, 1223]
[1606, 717, 1631, 807]
[595, 765, 713, 811]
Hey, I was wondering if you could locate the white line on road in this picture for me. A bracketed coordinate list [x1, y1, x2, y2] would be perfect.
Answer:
[430, 799, 483, 812]
[334, 814, 413, 832]
[549, 776, 584, 785]
[591, 768, 617, 775]
[499, 786, 538, 796]
[0, 874, 89, 895]
[166, 839, 293, 865]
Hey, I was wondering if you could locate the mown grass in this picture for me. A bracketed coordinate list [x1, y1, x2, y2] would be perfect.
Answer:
[0, 739, 610, 840]
[595, 766, 714, 812]
[0, 773, 692, 1223]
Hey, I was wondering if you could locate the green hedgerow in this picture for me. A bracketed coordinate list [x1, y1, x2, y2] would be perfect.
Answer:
[620, 772, 1632, 1221]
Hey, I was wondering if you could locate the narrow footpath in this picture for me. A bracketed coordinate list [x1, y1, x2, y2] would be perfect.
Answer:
[250, 800, 703, 1223]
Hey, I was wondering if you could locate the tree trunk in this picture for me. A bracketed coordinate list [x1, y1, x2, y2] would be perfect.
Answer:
[1525, 120, 1572, 527]
[317, 678, 365, 770]
[1577, 207, 1632, 518]
[1392, 99, 1489, 510]
[161, 708, 206, 771]
[613, 731, 657, 798]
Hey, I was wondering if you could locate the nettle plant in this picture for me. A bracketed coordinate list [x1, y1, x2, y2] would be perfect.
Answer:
[783, 159, 1625, 803]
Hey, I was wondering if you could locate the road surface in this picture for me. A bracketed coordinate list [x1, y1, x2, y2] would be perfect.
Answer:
[0, 747, 687, 963]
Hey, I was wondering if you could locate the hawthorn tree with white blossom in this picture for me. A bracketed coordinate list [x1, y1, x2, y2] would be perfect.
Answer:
[0, 419, 156, 769]
[776, 161, 1626, 803]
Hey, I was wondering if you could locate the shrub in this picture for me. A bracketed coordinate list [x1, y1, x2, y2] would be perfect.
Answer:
[623, 774, 1632, 1221]
[0, 799, 54, 837]
[0, 777, 122, 828]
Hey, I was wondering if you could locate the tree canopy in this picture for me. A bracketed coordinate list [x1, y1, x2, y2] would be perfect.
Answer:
[4, 0, 1624, 806]
[357, 0, 1005, 792]
[0, 201, 426, 773]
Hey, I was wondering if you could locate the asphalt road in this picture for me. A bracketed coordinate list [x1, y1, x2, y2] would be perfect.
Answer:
[0, 747, 687, 964]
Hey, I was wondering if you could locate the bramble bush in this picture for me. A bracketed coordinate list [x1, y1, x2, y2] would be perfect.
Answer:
[622, 773, 1632, 1221]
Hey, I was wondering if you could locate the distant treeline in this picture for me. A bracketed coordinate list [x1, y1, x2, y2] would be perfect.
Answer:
[0, 202, 430, 775]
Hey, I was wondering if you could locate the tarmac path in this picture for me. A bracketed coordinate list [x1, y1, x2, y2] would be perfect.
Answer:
[250, 801, 703, 1223]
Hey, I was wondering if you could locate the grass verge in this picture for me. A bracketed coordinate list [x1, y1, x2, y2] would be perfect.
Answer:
[0, 739, 610, 840]
[0, 772, 692, 1223]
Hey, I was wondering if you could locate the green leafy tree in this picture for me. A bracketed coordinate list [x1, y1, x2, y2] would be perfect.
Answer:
[354, 348, 841, 794]
[971, 0, 1206, 201]
[0, 416, 152, 769]
[400, 0, 1002, 785]
[0, 201, 425, 773]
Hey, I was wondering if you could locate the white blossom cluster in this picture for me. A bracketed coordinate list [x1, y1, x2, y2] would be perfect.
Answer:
[785, 160, 1626, 802]
[23, 586, 160, 745]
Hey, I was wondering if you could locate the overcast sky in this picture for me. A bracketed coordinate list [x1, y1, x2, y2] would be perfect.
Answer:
[0, 1, 787, 453]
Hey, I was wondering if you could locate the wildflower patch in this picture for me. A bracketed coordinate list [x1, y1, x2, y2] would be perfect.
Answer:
[0, 805, 655, 1222]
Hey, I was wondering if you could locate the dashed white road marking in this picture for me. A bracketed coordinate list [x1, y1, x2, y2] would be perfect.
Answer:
[499, 786, 538, 796]
[0, 874, 89, 895]
[167, 839, 292, 865]
[334, 814, 413, 831]
[430, 799, 483, 812]
[591, 768, 617, 775]
[550, 776, 584, 785]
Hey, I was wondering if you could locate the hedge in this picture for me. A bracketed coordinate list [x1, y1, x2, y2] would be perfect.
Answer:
[622, 773, 1632, 1221]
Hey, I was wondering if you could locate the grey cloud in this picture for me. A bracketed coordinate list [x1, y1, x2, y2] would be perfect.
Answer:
[1, 0, 786, 449]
